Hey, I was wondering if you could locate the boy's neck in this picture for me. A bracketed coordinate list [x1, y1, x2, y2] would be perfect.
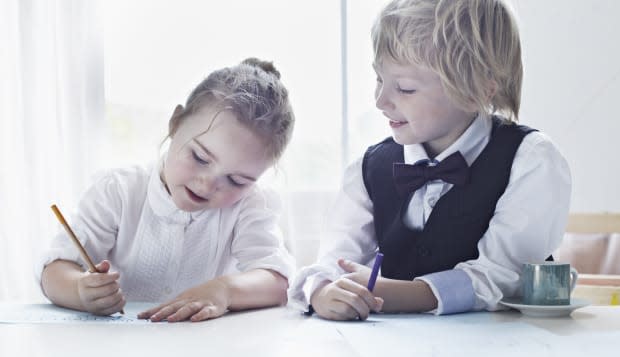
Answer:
[423, 113, 478, 159]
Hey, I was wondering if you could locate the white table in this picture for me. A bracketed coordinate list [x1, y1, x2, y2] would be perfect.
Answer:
[1, 304, 619, 357]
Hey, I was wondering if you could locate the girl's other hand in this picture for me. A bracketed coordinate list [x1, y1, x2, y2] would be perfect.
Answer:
[76, 260, 126, 315]
[137, 279, 229, 322]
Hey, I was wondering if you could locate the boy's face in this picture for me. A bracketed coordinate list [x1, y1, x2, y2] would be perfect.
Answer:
[374, 59, 476, 156]
[163, 108, 271, 212]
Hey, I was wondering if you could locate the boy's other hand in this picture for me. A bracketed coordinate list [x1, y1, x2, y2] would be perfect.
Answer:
[310, 278, 383, 321]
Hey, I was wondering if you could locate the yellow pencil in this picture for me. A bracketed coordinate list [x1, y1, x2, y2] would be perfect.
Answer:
[50, 204, 125, 315]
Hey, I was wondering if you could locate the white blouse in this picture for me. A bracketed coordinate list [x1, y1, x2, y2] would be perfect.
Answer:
[288, 116, 572, 314]
[36, 161, 295, 302]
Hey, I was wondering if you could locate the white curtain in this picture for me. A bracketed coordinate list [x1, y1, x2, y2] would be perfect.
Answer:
[0, 0, 104, 301]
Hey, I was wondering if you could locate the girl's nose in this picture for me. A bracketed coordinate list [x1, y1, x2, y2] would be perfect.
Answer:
[196, 174, 218, 195]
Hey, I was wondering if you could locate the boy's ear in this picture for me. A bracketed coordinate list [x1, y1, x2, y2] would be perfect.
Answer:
[485, 80, 498, 101]
[168, 104, 185, 136]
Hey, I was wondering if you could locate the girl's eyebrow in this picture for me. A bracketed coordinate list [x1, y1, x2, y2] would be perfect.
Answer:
[193, 139, 219, 163]
[192, 139, 258, 182]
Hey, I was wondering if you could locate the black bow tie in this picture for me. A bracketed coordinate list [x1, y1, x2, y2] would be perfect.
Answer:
[392, 151, 470, 196]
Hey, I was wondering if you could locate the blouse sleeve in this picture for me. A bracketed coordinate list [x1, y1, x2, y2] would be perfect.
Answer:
[35, 170, 124, 287]
[230, 187, 296, 281]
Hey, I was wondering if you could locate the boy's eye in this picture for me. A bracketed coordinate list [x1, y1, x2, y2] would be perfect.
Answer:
[192, 151, 209, 165]
[398, 88, 416, 94]
[376, 76, 383, 84]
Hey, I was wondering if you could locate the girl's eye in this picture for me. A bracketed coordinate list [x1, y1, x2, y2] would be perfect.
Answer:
[227, 177, 246, 187]
[398, 88, 416, 94]
[192, 151, 209, 165]
[376, 76, 383, 84]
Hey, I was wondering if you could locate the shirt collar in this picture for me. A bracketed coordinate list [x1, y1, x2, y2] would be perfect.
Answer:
[403, 113, 492, 166]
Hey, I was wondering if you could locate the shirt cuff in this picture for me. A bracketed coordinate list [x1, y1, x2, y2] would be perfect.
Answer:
[416, 269, 475, 315]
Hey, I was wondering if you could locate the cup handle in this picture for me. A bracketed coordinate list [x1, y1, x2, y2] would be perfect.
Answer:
[569, 267, 579, 292]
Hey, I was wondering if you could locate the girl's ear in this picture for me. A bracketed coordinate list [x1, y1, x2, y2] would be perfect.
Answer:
[168, 105, 185, 136]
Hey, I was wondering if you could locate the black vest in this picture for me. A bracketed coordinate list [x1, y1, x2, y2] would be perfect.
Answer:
[362, 117, 536, 280]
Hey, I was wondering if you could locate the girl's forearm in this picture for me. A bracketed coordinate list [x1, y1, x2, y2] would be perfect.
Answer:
[374, 278, 438, 313]
[41, 260, 85, 311]
[216, 269, 289, 310]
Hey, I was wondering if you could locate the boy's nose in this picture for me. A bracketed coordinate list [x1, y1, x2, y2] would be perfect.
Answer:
[375, 87, 394, 112]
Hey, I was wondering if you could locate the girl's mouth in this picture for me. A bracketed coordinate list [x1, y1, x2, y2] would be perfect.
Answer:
[185, 187, 207, 203]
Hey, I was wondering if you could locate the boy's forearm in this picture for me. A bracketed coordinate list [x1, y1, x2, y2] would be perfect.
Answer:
[374, 278, 438, 313]
[216, 269, 289, 311]
[41, 260, 85, 311]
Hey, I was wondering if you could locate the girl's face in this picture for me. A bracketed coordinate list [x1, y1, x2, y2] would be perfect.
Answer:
[374, 59, 476, 157]
[163, 108, 271, 212]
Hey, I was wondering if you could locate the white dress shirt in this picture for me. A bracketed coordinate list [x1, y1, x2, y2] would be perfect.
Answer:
[36, 159, 295, 302]
[288, 116, 572, 314]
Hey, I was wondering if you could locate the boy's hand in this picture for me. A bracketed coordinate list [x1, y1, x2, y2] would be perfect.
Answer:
[310, 276, 384, 321]
[76, 260, 126, 316]
[338, 258, 375, 286]
[137, 279, 230, 322]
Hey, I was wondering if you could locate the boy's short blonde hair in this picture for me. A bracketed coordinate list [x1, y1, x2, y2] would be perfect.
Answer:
[372, 0, 522, 121]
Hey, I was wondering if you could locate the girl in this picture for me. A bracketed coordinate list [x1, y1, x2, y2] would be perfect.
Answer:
[288, 0, 571, 320]
[38, 58, 296, 322]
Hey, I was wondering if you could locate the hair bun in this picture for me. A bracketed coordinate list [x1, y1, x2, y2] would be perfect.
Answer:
[241, 57, 281, 79]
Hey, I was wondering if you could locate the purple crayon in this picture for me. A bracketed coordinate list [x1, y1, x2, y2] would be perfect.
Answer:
[367, 252, 384, 292]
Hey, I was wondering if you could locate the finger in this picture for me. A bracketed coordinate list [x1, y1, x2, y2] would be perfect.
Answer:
[138, 302, 168, 319]
[374, 297, 384, 312]
[191, 305, 224, 322]
[167, 301, 203, 323]
[334, 290, 371, 320]
[98, 295, 126, 316]
[91, 291, 124, 315]
[79, 280, 120, 304]
[83, 271, 121, 288]
[326, 301, 360, 321]
[150, 301, 186, 322]
[336, 278, 381, 311]
[338, 258, 365, 273]
[95, 260, 111, 273]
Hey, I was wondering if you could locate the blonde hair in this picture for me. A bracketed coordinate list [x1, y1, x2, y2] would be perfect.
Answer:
[169, 58, 295, 161]
[372, 0, 522, 121]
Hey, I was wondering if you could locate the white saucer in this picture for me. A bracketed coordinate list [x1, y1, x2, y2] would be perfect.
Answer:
[499, 297, 590, 317]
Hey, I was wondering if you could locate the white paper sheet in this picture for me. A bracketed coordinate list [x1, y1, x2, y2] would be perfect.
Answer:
[333, 312, 558, 357]
[0, 302, 156, 324]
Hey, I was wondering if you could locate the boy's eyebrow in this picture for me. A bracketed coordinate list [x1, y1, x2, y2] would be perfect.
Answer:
[192, 139, 258, 182]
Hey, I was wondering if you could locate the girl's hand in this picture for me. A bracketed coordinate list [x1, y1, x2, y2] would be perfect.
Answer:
[76, 260, 126, 316]
[138, 279, 230, 322]
[310, 276, 383, 321]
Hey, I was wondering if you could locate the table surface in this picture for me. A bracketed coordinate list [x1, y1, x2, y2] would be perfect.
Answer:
[1, 303, 619, 357]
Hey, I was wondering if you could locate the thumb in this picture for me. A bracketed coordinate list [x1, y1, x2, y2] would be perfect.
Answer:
[374, 297, 384, 312]
[338, 258, 363, 273]
[95, 260, 111, 273]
